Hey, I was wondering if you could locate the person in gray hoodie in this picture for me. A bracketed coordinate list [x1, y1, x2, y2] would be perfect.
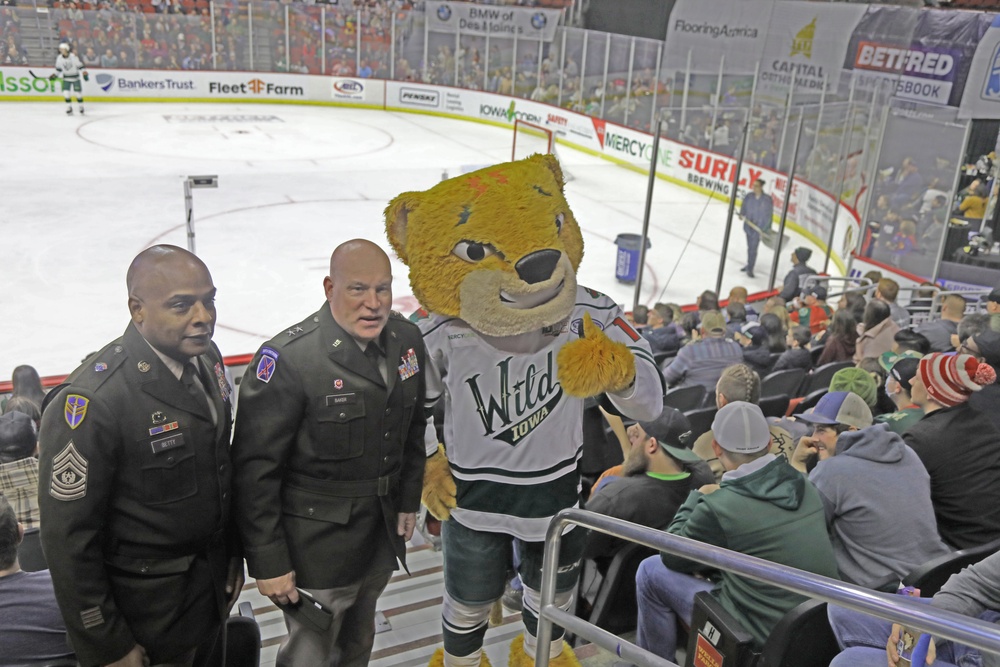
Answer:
[790, 391, 951, 588]
[828, 549, 1000, 666]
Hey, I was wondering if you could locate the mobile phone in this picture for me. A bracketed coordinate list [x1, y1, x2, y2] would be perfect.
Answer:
[276, 588, 333, 633]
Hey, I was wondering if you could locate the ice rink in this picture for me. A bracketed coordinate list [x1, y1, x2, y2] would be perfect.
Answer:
[2, 100, 819, 381]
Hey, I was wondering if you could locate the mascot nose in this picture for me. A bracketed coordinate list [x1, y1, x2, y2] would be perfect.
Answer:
[515, 249, 561, 284]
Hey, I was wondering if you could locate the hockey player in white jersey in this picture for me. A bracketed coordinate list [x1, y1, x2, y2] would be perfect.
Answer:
[50, 43, 88, 115]
[386, 155, 663, 667]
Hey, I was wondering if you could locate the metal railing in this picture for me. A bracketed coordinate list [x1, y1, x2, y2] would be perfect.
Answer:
[535, 509, 1000, 667]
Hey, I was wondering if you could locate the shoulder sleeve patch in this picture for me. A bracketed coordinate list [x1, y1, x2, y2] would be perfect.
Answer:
[64, 394, 89, 429]
[50, 440, 88, 501]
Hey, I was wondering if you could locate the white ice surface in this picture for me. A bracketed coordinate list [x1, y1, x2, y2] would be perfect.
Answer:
[1, 101, 821, 380]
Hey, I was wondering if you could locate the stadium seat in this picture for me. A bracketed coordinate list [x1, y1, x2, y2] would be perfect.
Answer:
[792, 388, 827, 415]
[586, 542, 657, 635]
[685, 593, 839, 667]
[663, 385, 706, 412]
[682, 406, 717, 444]
[903, 536, 1000, 596]
[809, 345, 826, 366]
[19, 526, 47, 572]
[800, 361, 853, 396]
[758, 394, 790, 419]
[760, 369, 806, 399]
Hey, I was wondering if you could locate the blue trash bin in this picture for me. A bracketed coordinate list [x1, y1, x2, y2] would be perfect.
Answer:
[614, 233, 651, 284]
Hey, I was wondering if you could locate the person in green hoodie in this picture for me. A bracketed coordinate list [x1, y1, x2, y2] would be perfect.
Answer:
[635, 401, 839, 662]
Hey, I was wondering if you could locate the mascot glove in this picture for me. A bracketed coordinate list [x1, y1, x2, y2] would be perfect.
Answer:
[556, 312, 636, 398]
[422, 443, 457, 521]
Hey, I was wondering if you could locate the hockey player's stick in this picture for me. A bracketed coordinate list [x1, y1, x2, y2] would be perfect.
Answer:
[28, 70, 52, 80]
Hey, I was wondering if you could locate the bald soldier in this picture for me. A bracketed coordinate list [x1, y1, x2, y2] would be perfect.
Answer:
[38, 245, 242, 667]
[232, 239, 427, 666]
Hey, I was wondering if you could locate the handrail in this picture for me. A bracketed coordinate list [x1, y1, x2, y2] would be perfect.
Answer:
[534, 508, 1000, 667]
[800, 275, 872, 299]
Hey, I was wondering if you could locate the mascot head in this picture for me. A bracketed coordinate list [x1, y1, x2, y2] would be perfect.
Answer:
[385, 154, 584, 337]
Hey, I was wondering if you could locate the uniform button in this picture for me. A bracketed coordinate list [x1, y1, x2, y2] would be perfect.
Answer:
[384, 431, 391, 439]
[384, 407, 391, 416]
[166, 456, 175, 464]
[219, 464, 226, 473]
[383, 456, 389, 463]
[140, 564, 149, 574]
[340, 412, 347, 419]
[222, 492, 228, 500]
[307, 507, 315, 516]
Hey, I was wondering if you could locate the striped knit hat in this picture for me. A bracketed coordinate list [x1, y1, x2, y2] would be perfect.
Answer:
[917, 353, 997, 407]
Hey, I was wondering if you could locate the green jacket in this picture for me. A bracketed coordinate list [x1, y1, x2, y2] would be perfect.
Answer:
[663, 455, 839, 646]
[874, 406, 924, 435]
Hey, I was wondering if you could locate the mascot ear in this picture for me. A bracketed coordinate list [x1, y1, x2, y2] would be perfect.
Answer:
[384, 193, 419, 265]
[532, 154, 565, 192]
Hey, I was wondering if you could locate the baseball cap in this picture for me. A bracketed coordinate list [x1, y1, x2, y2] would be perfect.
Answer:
[701, 311, 727, 334]
[889, 357, 920, 393]
[802, 284, 827, 301]
[795, 391, 873, 429]
[878, 349, 923, 373]
[740, 322, 767, 345]
[636, 408, 702, 464]
[710, 401, 770, 453]
[988, 287, 1000, 304]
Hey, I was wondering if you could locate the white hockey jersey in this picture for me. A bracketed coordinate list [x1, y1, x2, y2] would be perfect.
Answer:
[420, 285, 663, 541]
[55, 53, 85, 81]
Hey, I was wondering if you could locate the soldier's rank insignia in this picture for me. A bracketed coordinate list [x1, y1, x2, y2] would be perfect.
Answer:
[65, 394, 89, 430]
[50, 440, 89, 501]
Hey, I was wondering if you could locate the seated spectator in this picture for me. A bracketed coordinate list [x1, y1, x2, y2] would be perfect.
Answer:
[828, 550, 1000, 666]
[790, 391, 951, 587]
[772, 325, 812, 372]
[968, 330, 1000, 431]
[875, 278, 911, 330]
[678, 311, 700, 347]
[888, 219, 918, 266]
[790, 284, 833, 335]
[954, 312, 992, 352]
[2, 395, 40, 430]
[817, 309, 859, 366]
[584, 409, 713, 567]
[692, 364, 797, 481]
[635, 402, 839, 662]
[856, 356, 899, 416]
[629, 304, 649, 328]
[2, 365, 44, 414]
[957, 183, 988, 219]
[904, 353, 1000, 549]
[916, 293, 966, 352]
[829, 366, 878, 414]
[100, 47, 119, 67]
[696, 289, 720, 316]
[875, 357, 924, 435]
[0, 495, 76, 663]
[778, 247, 816, 302]
[988, 287, 1000, 332]
[641, 303, 680, 355]
[855, 300, 901, 363]
[888, 157, 925, 212]
[663, 303, 686, 338]
[725, 302, 748, 338]
[727, 286, 758, 321]
[0, 411, 39, 528]
[663, 311, 743, 393]
[891, 329, 931, 356]
[736, 323, 773, 377]
[759, 313, 786, 353]
[764, 296, 791, 331]
[838, 291, 867, 325]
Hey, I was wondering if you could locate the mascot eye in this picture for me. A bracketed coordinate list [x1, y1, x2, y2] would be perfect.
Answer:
[453, 241, 500, 263]
[555, 213, 565, 233]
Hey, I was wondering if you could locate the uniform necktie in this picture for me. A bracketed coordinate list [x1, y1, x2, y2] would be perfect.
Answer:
[181, 362, 212, 418]
[364, 342, 387, 383]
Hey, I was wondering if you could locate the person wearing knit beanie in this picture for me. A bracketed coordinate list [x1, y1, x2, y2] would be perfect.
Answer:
[903, 352, 1000, 549]
[829, 366, 878, 410]
[913, 352, 997, 409]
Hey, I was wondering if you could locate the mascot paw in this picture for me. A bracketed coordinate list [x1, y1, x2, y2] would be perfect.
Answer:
[422, 443, 457, 521]
[429, 647, 492, 667]
[556, 313, 636, 398]
[508, 634, 580, 667]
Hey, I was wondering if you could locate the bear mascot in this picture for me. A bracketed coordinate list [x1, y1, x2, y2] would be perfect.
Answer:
[384, 154, 663, 667]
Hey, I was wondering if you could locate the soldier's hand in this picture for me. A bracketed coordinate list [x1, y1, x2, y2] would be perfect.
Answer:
[257, 571, 299, 606]
[225, 556, 246, 613]
[105, 644, 148, 667]
[397, 512, 416, 541]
